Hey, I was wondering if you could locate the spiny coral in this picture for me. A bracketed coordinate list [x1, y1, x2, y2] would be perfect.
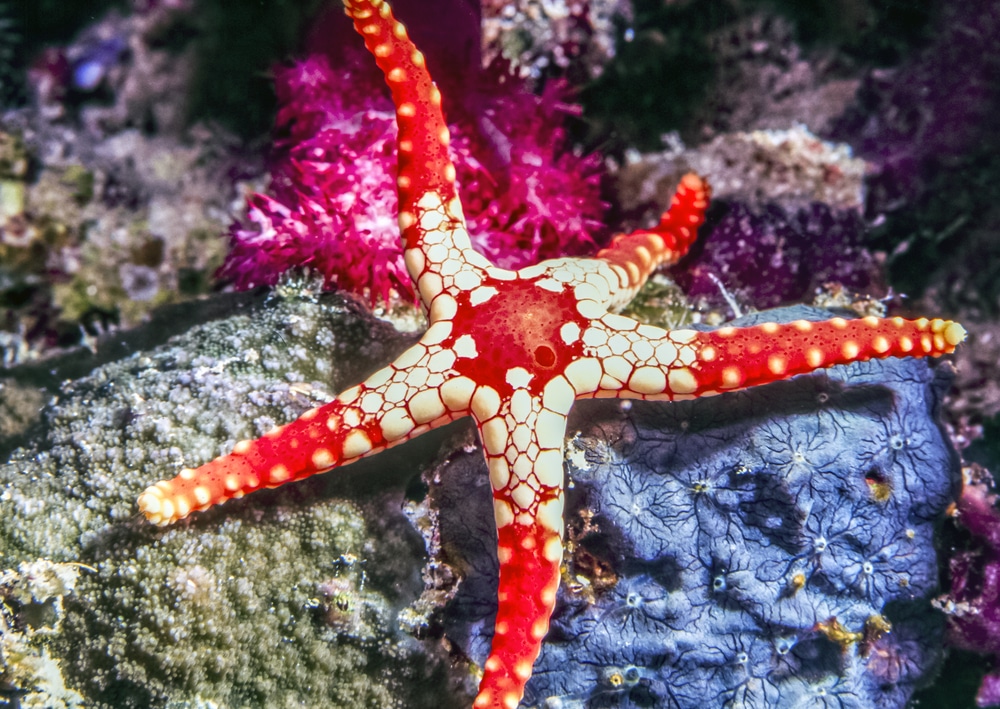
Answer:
[219, 53, 605, 306]
[0, 560, 86, 709]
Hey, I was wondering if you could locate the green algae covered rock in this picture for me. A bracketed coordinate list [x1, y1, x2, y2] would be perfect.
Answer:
[0, 282, 464, 708]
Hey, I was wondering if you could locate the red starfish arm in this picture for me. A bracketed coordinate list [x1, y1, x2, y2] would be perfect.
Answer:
[596, 173, 711, 309]
[476, 521, 562, 709]
[137, 342, 470, 525]
[343, 0, 456, 228]
[343, 0, 492, 308]
[579, 314, 967, 400]
[473, 396, 568, 709]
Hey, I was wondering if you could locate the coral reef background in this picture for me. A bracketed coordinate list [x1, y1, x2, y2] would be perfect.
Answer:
[1, 0, 999, 706]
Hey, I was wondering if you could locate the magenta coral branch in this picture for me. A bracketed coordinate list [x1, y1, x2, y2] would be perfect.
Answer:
[220, 44, 604, 305]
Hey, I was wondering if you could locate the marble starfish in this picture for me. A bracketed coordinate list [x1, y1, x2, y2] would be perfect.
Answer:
[138, 1, 967, 707]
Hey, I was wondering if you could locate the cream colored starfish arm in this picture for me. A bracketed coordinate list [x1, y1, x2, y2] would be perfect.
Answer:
[401, 190, 495, 309]
[471, 385, 569, 709]
[512, 173, 709, 318]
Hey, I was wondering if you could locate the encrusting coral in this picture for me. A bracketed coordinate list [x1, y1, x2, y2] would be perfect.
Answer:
[0, 560, 85, 709]
[480, 0, 632, 82]
[0, 285, 463, 707]
[0, 1, 254, 365]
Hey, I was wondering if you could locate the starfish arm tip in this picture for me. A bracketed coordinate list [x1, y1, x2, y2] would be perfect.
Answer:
[686, 315, 968, 395]
[596, 173, 712, 306]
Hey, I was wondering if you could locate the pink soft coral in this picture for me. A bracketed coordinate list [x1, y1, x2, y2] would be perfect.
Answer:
[220, 51, 605, 306]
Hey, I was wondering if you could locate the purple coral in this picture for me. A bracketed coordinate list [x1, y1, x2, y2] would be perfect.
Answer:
[675, 202, 885, 316]
[941, 465, 1000, 707]
[832, 2, 1000, 211]
[219, 50, 605, 306]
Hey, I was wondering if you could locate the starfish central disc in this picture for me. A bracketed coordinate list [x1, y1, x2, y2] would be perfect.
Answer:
[446, 276, 586, 397]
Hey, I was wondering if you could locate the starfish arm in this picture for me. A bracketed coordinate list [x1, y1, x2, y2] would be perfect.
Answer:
[580, 314, 967, 400]
[473, 394, 568, 709]
[596, 173, 711, 311]
[137, 340, 471, 525]
[343, 0, 492, 307]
